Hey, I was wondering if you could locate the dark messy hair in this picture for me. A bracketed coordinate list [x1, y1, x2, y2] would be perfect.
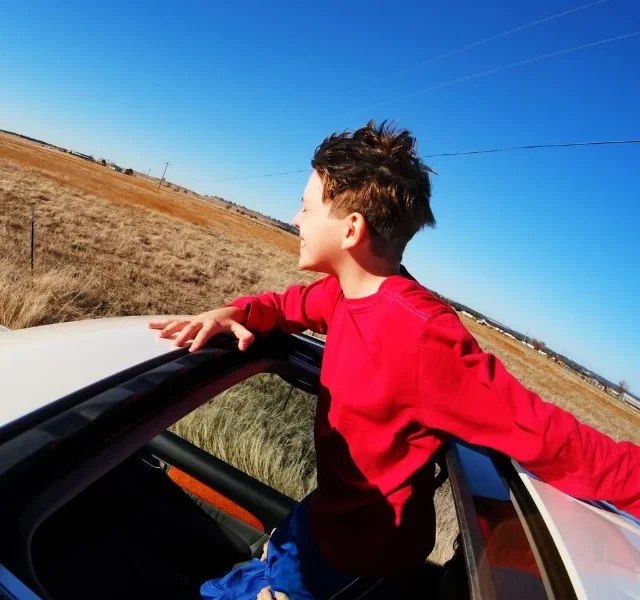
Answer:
[311, 120, 435, 260]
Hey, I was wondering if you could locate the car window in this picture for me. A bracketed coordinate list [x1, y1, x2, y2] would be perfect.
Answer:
[170, 372, 317, 500]
[447, 444, 552, 600]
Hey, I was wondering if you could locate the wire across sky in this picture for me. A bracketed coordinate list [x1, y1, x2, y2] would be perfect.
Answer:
[211, 139, 640, 182]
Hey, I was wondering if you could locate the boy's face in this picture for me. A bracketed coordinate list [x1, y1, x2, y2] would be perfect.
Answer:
[292, 171, 345, 273]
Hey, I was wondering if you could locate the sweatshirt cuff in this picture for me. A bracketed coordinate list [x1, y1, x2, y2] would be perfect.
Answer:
[227, 297, 263, 332]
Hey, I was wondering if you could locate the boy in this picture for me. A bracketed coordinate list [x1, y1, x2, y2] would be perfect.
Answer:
[150, 121, 640, 600]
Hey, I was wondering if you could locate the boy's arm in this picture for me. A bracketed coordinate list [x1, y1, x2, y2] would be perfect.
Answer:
[417, 311, 640, 517]
[150, 276, 337, 352]
[227, 275, 337, 335]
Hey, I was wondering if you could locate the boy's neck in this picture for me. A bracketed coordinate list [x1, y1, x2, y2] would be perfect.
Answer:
[335, 261, 401, 299]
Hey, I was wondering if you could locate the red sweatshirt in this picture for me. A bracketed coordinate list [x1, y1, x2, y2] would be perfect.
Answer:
[230, 273, 640, 576]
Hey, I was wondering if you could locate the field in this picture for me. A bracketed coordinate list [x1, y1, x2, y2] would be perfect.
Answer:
[0, 131, 312, 328]
[1, 131, 637, 564]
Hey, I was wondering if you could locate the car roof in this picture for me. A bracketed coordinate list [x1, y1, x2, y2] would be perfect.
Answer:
[515, 464, 640, 599]
[0, 316, 181, 429]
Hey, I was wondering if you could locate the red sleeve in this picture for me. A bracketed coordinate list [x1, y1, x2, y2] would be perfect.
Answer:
[417, 312, 640, 517]
[228, 275, 338, 335]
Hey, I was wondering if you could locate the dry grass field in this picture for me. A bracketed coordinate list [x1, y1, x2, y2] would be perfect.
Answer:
[1, 131, 637, 565]
[462, 318, 639, 442]
[0, 131, 314, 329]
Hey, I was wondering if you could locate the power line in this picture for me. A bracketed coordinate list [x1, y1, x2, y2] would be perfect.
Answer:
[211, 138, 640, 182]
[346, 29, 640, 115]
[213, 169, 310, 182]
[423, 138, 640, 158]
[347, 0, 613, 93]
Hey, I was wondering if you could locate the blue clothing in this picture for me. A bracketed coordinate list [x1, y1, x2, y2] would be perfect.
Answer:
[200, 499, 356, 600]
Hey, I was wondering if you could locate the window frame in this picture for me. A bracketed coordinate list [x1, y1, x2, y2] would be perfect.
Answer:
[447, 441, 578, 600]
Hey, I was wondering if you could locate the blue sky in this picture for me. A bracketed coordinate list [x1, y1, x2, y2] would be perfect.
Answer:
[1, 0, 639, 394]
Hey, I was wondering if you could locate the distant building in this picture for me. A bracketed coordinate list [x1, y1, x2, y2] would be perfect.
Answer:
[620, 392, 640, 411]
[70, 150, 94, 162]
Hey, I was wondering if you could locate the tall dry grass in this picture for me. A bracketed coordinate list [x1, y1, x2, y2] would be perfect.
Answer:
[0, 247, 107, 328]
[171, 374, 318, 500]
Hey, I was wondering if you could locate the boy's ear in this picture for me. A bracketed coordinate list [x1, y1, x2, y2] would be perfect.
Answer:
[341, 213, 367, 250]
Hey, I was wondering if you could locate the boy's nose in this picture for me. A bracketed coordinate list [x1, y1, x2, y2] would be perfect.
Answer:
[291, 213, 301, 229]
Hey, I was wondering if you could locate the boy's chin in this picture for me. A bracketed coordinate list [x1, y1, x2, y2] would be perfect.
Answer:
[298, 257, 328, 274]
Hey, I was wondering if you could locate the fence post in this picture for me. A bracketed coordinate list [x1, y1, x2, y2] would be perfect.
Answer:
[31, 205, 35, 273]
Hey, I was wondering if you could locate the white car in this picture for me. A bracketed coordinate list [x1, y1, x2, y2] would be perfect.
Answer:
[0, 317, 638, 600]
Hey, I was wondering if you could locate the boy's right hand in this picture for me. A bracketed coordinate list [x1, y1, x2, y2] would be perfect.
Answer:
[148, 306, 254, 352]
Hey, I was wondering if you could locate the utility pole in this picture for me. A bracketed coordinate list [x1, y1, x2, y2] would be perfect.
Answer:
[157, 162, 170, 190]
[146, 168, 151, 180]
[30, 206, 35, 273]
